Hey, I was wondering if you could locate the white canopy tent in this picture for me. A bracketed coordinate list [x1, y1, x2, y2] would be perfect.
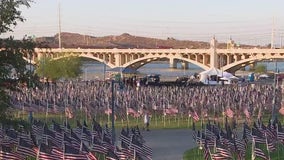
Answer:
[218, 71, 233, 78]
[200, 67, 238, 84]
[199, 67, 222, 84]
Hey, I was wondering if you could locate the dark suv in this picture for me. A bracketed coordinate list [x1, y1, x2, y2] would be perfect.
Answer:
[141, 74, 160, 85]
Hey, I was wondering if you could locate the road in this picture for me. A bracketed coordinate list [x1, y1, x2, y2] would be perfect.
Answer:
[142, 129, 196, 160]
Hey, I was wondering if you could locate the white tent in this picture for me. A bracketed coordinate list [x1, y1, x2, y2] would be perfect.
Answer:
[200, 67, 222, 76]
[200, 68, 238, 84]
[199, 67, 222, 84]
[259, 74, 269, 78]
[218, 71, 234, 78]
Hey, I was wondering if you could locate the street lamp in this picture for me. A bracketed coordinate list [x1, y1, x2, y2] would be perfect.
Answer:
[103, 60, 108, 81]
[271, 58, 278, 122]
[111, 79, 124, 145]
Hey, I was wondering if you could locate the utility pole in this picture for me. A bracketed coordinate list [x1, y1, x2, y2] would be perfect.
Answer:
[271, 17, 275, 49]
[58, 0, 62, 49]
[280, 33, 283, 48]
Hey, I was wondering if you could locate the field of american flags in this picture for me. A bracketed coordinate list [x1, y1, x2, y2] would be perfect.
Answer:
[6, 78, 284, 159]
[0, 115, 154, 160]
[184, 117, 284, 160]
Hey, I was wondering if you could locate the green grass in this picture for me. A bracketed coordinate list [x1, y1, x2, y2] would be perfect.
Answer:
[16, 110, 196, 130]
[15, 109, 284, 131]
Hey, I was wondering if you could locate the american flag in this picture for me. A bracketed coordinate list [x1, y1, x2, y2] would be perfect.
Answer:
[37, 143, 63, 160]
[225, 107, 234, 118]
[81, 127, 92, 144]
[91, 137, 108, 154]
[243, 123, 252, 141]
[243, 107, 250, 119]
[127, 107, 139, 116]
[0, 145, 23, 160]
[104, 108, 112, 115]
[105, 149, 119, 160]
[129, 134, 144, 157]
[165, 108, 178, 115]
[279, 107, 284, 116]
[115, 147, 128, 160]
[234, 137, 246, 157]
[87, 152, 97, 160]
[17, 138, 37, 158]
[212, 140, 232, 160]
[188, 107, 199, 121]
[252, 138, 268, 160]
[203, 140, 210, 160]
[252, 127, 266, 144]
[263, 132, 276, 153]
[65, 107, 73, 119]
[63, 144, 87, 160]
[115, 146, 131, 160]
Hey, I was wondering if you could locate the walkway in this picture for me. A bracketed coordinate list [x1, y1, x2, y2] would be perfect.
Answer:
[142, 129, 195, 160]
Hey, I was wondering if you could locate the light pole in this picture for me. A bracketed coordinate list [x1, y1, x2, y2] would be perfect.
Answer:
[111, 79, 124, 145]
[271, 58, 278, 122]
[103, 61, 107, 81]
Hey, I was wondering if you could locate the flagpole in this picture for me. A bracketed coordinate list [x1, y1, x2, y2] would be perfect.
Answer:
[36, 143, 40, 160]
[277, 123, 280, 160]
[45, 99, 48, 123]
[126, 103, 129, 126]
[187, 114, 190, 128]
[107, 105, 110, 127]
[252, 138, 255, 160]
[265, 133, 271, 160]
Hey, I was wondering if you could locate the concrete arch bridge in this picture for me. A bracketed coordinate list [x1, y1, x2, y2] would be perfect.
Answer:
[26, 38, 284, 73]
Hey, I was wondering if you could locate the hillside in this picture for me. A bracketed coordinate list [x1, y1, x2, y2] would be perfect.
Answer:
[36, 32, 255, 49]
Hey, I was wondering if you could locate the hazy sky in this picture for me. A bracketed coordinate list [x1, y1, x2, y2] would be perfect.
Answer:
[2, 0, 284, 45]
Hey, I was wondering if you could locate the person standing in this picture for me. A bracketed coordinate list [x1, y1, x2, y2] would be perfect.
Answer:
[144, 111, 150, 131]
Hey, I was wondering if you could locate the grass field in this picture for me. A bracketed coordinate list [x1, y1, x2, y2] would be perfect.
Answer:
[15, 109, 284, 131]
[16, 110, 198, 130]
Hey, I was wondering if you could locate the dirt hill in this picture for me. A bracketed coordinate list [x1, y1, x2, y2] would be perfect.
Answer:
[36, 32, 255, 49]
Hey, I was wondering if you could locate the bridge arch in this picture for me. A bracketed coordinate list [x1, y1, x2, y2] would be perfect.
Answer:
[223, 55, 284, 73]
[122, 55, 209, 70]
[78, 54, 115, 68]
[46, 54, 115, 68]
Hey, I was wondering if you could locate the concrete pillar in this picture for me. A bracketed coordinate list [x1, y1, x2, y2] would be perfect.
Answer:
[210, 36, 218, 68]
[169, 58, 177, 68]
[114, 53, 121, 67]
[37, 52, 43, 61]
[203, 54, 206, 65]
[181, 61, 188, 69]
[233, 55, 238, 62]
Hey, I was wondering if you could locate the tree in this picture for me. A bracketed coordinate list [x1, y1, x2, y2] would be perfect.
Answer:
[0, 0, 36, 126]
[253, 64, 267, 73]
[36, 56, 83, 81]
[0, 0, 31, 33]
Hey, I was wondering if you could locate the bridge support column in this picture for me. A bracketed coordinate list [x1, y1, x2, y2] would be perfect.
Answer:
[210, 36, 218, 68]
[37, 53, 43, 61]
[114, 53, 121, 67]
[169, 58, 177, 69]
[181, 61, 188, 69]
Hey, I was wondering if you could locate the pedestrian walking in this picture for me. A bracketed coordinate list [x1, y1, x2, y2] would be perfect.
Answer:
[144, 111, 150, 131]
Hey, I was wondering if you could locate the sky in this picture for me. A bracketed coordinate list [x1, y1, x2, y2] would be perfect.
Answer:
[2, 0, 284, 46]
